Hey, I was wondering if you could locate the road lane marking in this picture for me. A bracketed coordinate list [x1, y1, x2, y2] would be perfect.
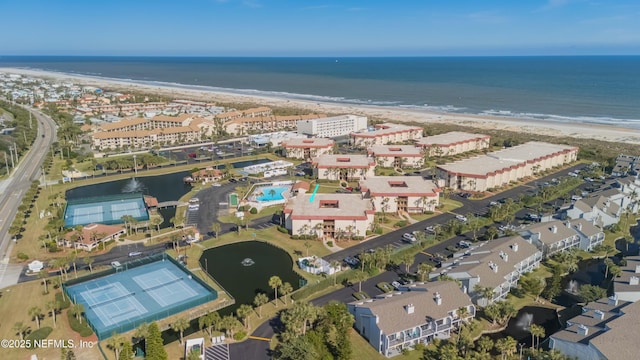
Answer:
[248, 336, 271, 341]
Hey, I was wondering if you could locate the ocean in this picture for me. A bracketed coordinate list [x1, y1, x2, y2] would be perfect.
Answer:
[1, 56, 639, 128]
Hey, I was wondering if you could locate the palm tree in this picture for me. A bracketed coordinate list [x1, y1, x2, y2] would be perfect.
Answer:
[303, 241, 312, 257]
[331, 260, 341, 285]
[198, 311, 220, 338]
[172, 318, 190, 345]
[38, 269, 49, 294]
[400, 253, 414, 274]
[29, 306, 43, 329]
[236, 304, 253, 329]
[253, 293, 268, 319]
[211, 222, 221, 239]
[13, 322, 28, 341]
[417, 262, 433, 282]
[457, 306, 470, 326]
[495, 336, 517, 360]
[474, 284, 495, 305]
[529, 323, 545, 349]
[280, 282, 293, 305]
[169, 216, 177, 229]
[604, 258, 615, 278]
[84, 256, 94, 273]
[106, 334, 125, 360]
[70, 303, 85, 324]
[46, 300, 59, 328]
[150, 216, 163, 233]
[269, 276, 283, 306]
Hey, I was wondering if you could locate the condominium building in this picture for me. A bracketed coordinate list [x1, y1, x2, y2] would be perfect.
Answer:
[549, 296, 635, 360]
[282, 137, 335, 160]
[213, 106, 273, 122]
[297, 115, 368, 138]
[283, 193, 375, 239]
[92, 126, 202, 150]
[415, 132, 491, 157]
[348, 281, 474, 357]
[520, 219, 604, 257]
[351, 123, 423, 147]
[224, 114, 327, 135]
[435, 236, 542, 306]
[313, 154, 376, 181]
[613, 256, 640, 302]
[435, 142, 578, 192]
[359, 176, 440, 214]
[368, 145, 425, 169]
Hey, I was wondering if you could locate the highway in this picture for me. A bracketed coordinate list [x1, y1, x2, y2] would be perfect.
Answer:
[0, 105, 57, 284]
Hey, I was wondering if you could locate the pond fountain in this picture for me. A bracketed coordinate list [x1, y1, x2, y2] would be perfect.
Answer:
[200, 241, 303, 314]
[122, 177, 145, 193]
[565, 279, 579, 294]
[515, 312, 534, 331]
[487, 306, 561, 348]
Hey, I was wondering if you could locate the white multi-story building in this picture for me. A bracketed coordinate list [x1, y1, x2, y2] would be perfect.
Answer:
[415, 132, 491, 157]
[368, 145, 425, 169]
[348, 281, 474, 357]
[520, 219, 604, 257]
[434, 236, 542, 306]
[435, 142, 578, 192]
[351, 123, 423, 147]
[359, 176, 440, 214]
[613, 256, 640, 302]
[283, 193, 374, 239]
[313, 154, 376, 181]
[297, 115, 368, 138]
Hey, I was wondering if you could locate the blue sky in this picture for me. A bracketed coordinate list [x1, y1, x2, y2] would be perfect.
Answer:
[1, 0, 639, 56]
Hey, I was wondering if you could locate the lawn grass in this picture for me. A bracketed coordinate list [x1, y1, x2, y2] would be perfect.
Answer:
[0, 281, 100, 360]
[349, 328, 424, 360]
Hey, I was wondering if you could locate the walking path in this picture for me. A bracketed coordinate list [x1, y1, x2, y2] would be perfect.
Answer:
[322, 238, 340, 253]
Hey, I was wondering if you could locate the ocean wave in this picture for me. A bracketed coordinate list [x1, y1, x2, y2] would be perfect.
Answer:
[399, 104, 467, 113]
[481, 109, 640, 129]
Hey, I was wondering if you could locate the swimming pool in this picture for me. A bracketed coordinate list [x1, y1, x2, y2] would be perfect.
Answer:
[256, 186, 289, 202]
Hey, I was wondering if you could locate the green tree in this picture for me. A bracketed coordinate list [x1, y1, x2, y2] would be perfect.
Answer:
[530, 323, 545, 349]
[29, 306, 43, 329]
[269, 276, 283, 306]
[70, 303, 85, 324]
[83, 256, 94, 273]
[253, 293, 268, 319]
[12, 322, 28, 341]
[280, 282, 293, 305]
[38, 269, 49, 294]
[474, 284, 495, 305]
[303, 241, 312, 257]
[119, 341, 134, 360]
[484, 226, 499, 241]
[146, 322, 168, 360]
[105, 335, 125, 360]
[171, 317, 190, 344]
[198, 311, 221, 337]
[579, 284, 607, 304]
[400, 253, 414, 274]
[417, 262, 433, 282]
[495, 336, 517, 360]
[46, 300, 59, 328]
[520, 275, 546, 302]
[477, 336, 494, 353]
[237, 304, 253, 329]
[211, 222, 221, 238]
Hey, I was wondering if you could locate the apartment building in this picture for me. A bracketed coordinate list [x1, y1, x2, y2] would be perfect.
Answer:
[359, 176, 440, 214]
[348, 281, 474, 357]
[613, 256, 640, 302]
[313, 154, 376, 181]
[415, 132, 491, 157]
[92, 126, 202, 150]
[63, 223, 126, 251]
[283, 193, 375, 239]
[223, 114, 327, 135]
[213, 106, 273, 122]
[435, 236, 542, 306]
[565, 195, 623, 228]
[297, 115, 368, 138]
[549, 296, 636, 360]
[368, 145, 425, 168]
[351, 123, 423, 147]
[282, 137, 335, 160]
[435, 142, 578, 192]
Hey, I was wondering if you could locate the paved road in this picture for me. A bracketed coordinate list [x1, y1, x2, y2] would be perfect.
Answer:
[0, 106, 57, 288]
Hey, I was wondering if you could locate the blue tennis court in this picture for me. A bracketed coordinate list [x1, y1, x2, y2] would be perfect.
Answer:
[65, 257, 217, 339]
[63, 193, 150, 227]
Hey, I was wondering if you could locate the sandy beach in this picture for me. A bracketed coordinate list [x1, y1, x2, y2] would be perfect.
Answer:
[3, 67, 640, 145]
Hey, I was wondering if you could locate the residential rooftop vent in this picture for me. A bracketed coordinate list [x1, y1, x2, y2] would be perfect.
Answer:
[511, 243, 519, 252]
[577, 324, 589, 336]
[594, 310, 605, 320]
[635, 264, 640, 274]
[405, 303, 415, 314]
[608, 295, 619, 306]
[434, 292, 442, 306]
[630, 276, 639, 286]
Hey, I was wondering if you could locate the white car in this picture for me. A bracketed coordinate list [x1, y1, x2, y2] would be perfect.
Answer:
[212, 182, 222, 187]
[111, 261, 122, 268]
[402, 233, 417, 243]
[425, 226, 436, 233]
[456, 215, 468, 222]
[392, 281, 402, 290]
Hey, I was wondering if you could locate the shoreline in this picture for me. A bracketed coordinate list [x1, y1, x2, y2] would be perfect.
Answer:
[3, 67, 640, 145]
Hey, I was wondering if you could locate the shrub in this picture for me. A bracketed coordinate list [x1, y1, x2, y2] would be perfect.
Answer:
[249, 207, 258, 214]
[237, 206, 245, 212]
[233, 331, 247, 341]
[55, 292, 71, 309]
[394, 220, 408, 228]
[17, 252, 29, 261]
[25, 327, 53, 347]
[67, 310, 93, 337]
[326, 241, 334, 247]
[352, 236, 365, 241]
[291, 235, 299, 240]
[366, 230, 372, 236]
[277, 226, 288, 234]
[374, 227, 383, 235]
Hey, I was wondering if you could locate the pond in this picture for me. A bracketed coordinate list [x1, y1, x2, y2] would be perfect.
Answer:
[65, 171, 191, 228]
[200, 241, 303, 314]
[231, 158, 271, 169]
[487, 306, 561, 348]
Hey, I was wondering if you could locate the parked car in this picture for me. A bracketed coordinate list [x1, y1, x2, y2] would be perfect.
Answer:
[455, 215, 468, 222]
[111, 261, 122, 268]
[392, 281, 402, 290]
[489, 201, 499, 207]
[402, 233, 417, 243]
[212, 182, 222, 187]
[457, 241, 471, 249]
[128, 251, 142, 257]
[229, 178, 238, 183]
[425, 226, 436, 233]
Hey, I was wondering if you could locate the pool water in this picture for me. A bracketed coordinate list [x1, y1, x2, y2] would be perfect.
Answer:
[256, 186, 288, 201]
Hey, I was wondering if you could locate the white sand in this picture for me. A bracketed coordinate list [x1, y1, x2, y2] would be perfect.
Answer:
[3, 67, 640, 145]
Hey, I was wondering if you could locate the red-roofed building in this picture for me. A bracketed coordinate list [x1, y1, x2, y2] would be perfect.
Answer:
[63, 223, 126, 251]
[144, 195, 159, 209]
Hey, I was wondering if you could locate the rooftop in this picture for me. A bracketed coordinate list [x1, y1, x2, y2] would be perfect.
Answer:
[613, 256, 640, 295]
[312, 154, 375, 168]
[352, 122, 422, 138]
[283, 137, 335, 148]
[415, 131, 490, 147]
[586, 299, 640, 358]
[284, 193, 373, 220]
[359, 176, 440, 197]
[349, 281, 472, 335]
[368, 145, 423, 157]
[522, 220, 577, 246]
